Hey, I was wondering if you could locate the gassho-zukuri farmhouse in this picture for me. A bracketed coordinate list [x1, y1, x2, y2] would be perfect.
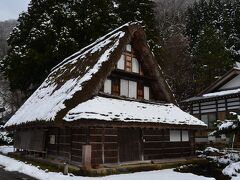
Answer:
[4, 23, 206, 168]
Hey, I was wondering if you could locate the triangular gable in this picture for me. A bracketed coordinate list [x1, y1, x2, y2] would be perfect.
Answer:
[218, 74, 240, 90]
[199, 67, 240, 95]
[5, 23, 175, 128]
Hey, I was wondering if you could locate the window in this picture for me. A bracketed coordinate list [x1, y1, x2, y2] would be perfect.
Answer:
[116, 44, 143, 75]
[49, 135, 56, 144]
[120, 79, 137, 98]
[182, 131, 189, 141]
[170, 130, 189, 142]
[201, 113, 216, 128]
[132, 57, 139, 73]
[129, 81, 137, 98]
[144, 86, 150, 100]
[117, 55, 125, 70]
[170, 130, 181, 142]
[120, 79, 128, 97]
[126, 44, 132, 52]
[104, 79, 112, 94]
[201, 114, 208, 126]
[208, 113, 216, 129]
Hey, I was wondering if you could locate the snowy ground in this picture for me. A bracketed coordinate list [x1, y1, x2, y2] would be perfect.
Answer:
[0, 146, 214, 180]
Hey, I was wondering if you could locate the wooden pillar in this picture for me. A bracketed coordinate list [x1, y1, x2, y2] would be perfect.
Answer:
[102, 128, 105, 164]
[140, 128, 144, 161]
[82, 145, 92, 169]
[198, 102, 201, 117]
[225, 98, 228, 114]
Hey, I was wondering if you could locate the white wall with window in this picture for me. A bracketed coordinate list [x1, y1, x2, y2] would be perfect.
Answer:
[49, 135, 56, 144]
[126, 44, 132, 52]
[132, 57, 139, 73]
[182, 130, 189, 141]
[129, 81, 137, 98]
[120, 79, 137, 98]
[104, 79, 112, 94]
[170, 130, 181, 142]
[170, 130, 189, 142]
[144, 86, 150, 100]
[200, 113, 216, 128]
[117, 55, 125, 70]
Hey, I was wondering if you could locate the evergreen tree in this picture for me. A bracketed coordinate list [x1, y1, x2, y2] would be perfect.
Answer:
[185, 0, 240, 92]
[193, 26, 232, 92]
[115, 0, 160, 54]
[1, 0, 118, 93]
[1, 0, 159, 96]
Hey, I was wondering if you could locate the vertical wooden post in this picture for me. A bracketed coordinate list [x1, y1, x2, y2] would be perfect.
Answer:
[70, 128, 72, 161]
[140, 128, 144, 161]
[82, 145, 92, 169]
[63, 163, 69, 175]
[102, 128, 105, 164]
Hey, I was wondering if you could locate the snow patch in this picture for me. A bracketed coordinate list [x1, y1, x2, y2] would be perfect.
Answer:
[0, 154, 214, 180]
[0, 146, 14, 155]
[203, 88, 240, 97]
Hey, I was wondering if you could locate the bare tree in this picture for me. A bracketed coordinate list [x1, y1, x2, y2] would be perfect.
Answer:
[154, 0, 190, 39]
[154, 0, 196, 101]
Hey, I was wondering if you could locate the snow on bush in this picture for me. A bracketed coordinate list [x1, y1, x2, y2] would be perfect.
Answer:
[217, 151, 240, 165]
[198, 147, 240, 178]
[0, 131, 13, 145]
[204, 147, 220, 154]
[0, 146, 14, 154]
[223, 161, 240, 178]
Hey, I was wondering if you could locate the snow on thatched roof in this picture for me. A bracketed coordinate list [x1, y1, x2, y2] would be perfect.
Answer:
[5, 23, 129, 127]
[64, 96, 206, 127]
[5, 22, 192, 128]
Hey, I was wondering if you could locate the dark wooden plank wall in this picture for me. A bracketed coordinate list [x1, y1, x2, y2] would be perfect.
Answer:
[58, 128, 71, 160]
[104, 128, 118, 163]
[118, 128, 141, 162]
[15, 129, 46, 152]
[46, 128, 58, 155]
[71, 128, 87, 163]
[46, 127, 195, 164]
[143, 129, 194, 160]
[90, 127, 118, 165]
[47, 128, 71, 160]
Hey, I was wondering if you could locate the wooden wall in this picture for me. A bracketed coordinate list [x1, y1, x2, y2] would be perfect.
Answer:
[14, 129, 46, 152]
[71, 128, 87, 163]
[46, 128, 58, 156]
[143, 129, 194, 160]
[17, 126, 195, 165]
[89, 127, 118, 165]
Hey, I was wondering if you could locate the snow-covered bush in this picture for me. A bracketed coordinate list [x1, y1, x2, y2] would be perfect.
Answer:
[223, 161, 240, 178]
[0, 126, 13, 145]
[0, 131, 13, 145]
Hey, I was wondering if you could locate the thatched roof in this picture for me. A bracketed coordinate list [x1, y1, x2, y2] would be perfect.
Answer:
[5, 22, 204, 128]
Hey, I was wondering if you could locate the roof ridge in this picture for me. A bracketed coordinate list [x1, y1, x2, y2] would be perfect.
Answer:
[51, 22, 139, 72]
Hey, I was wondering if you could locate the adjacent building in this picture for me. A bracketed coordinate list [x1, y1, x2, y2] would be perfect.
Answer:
[181, 64, 240, 143]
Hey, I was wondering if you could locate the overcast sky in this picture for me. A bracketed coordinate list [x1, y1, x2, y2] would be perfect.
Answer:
[0, 0, 30, 21]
